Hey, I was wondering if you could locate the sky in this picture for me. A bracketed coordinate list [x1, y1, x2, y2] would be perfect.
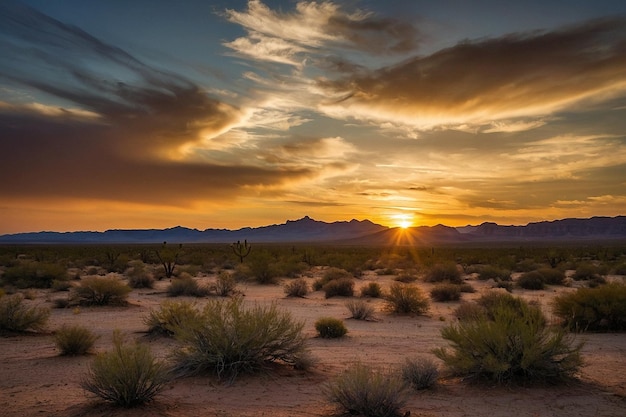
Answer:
[1, 0, 626, 234]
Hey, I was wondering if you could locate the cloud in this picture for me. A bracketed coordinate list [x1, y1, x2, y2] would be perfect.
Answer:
[318, 17, 626, 129]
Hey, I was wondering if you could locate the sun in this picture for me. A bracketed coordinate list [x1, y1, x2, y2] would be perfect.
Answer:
[398, 219, 412, 229]
[390, 213, 413, 229]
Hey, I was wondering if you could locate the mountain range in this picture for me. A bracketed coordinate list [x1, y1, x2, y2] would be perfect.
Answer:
[1, 215, 625, 245]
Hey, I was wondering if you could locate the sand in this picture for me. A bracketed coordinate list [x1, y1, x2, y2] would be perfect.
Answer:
[1, 269, 625, 417]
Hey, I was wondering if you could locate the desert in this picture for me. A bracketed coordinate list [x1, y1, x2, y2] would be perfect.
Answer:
[1, 242, 625, 417]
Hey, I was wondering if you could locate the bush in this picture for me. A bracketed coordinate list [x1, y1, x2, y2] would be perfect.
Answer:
[401, 357, 439, 390]
[284, 278, 309, 297]
[434, 293, 583, 384]
[536, 268, 565, 285]
[82, 332, 170, 407]
[322, 277, 354, 298]
[430, 283, 462, 302]
[126, 261, 155, 289]
[315, 317, 348, 338]
[248, 252, 281, 284]
[0, 293, 50, 332]
[477, 265, 511, 281]
[384, 283, 429, 315]
[517, 271, 545, 290]
[2, 261, 68, 289]
[322, 267, 353, 281]
[573, 263, 601, 281]
[425, 263, 463, 284]
[144, 300, 200, 337]
[167, 276, 209, 297]
[51, 279, 73, 292]
[459, 283, 476, 293]
[324, 363, 408, 417]
[54, 325, 98, 355]
[73, 276, 132, 306]
[215, 271, 237, 296]
[453, 302, 487, 322]
[170, 297, 307, 380]
[394, 274, 418, 283]
[345, 299, 375, 321]
[552, 283, 626, 331]
[360, 282, 382, 298]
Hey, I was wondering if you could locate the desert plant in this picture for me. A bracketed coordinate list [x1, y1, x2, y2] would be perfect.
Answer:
[322, 277, 354, 298]
[324, 363, 408, 417]
[247, 251, 281, 284]
[2, 261, 68, 289]
[315, 317, 348, 338]
[552, 283, 626, 331]
[144, 300, 200, 337]
[284, 278, 309, 297]
[73, 275, 132, 306]
[0, 293, 50, 332]
[572, 263, 601, 281]
[536, 268, 565, 285]
[453, 302, 487, 322]
[345, 299, 375, 320]
[322, 267, 353, 281]
[425, 263, 463, 284]
[126, 261, 155, 289]
[54, 324, 98, 355]
[215, 271, 237, 296]
[231, 240, 251, 263]
[81, 331, 171, 407]
[384, 283, 429, 315]
[517, 271, 545, 290]
[167, 275, 209, 297]
[430, 283, 462, 301]
[394, 273, 418, 283]
[360, 281, 383, 298]
[434, 294, 583, 384]
[401, 357, 439, 390]
[170, 297, 307, 380]
[51, 279, 73, 291]
[477, 265, 511, 281]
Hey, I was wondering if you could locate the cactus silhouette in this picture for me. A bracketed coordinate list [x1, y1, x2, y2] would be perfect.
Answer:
[231, 240, 251, 263]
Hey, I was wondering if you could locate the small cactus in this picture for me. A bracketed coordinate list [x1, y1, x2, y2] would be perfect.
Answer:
[231, 240, 251, 263]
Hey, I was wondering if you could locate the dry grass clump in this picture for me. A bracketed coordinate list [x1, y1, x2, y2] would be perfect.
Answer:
[284, 278, 310, 297]
[384, 283, 429, 315]
[425, 263, 463, 284]
[360, 281, 383, 298]
[430, 283, 462, 302]
[345, 299, 375, 321]
[73, 275, 132, 306]
[214, 271, 237, 296]
[315, 317, 348, 338]
[167, 275, 210, 297]
[322, 277, 355, 298]
[144, 300, 200, 337]
[0, 293, 50, 333]
[324, 363, 408, 417]
[401, 357, 439, 390]
[517, 271, 545, 290]
[82, 332, 171, 407]
[126, 261, 155, 289]
[553, 283, 626, 332]
[54, 324, 98, 355]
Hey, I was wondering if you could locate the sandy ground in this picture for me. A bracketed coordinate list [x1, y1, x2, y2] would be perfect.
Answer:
[1, 269, 625, 417]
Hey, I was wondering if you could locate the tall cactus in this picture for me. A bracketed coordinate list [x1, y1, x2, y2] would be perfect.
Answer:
[231, 240, 251, 263]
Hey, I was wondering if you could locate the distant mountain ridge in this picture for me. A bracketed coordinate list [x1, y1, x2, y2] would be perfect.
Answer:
[0, 215, 624, 244]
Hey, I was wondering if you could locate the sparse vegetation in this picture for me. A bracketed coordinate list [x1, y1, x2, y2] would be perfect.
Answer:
[517, 271, 545, 290]
[322, 277, 355, 298]
[284, 278, 309, 297]
[0, 293, 50, 332]
[315, 317, 348, 338]
[430, 283, 462, 301]
[2, 261, 68, 289]
[345, 299, 375, 320]
[360, 281, 383, 298]
[167, 275, 210, 297]
[401, 357, 439, 390]
[73, 275, 132, 306]
[384, 283, 429, 315]
[214, 271, 237, 296]
[82, 332, 171, 407]
[324, 363, 408, 417]
[126, 261, 155, 289]
[144, 300, 200, 337]
[425, 263, 463, 284]
[54, 324, 98, 355]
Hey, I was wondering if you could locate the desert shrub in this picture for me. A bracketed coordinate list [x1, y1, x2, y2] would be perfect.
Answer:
[612, 262, 626, 275]
[477, 265, 511, 281]
[82, 332, 170, 407]
[284, 278, 309, 297]
[360, 282, 382, 298]
[54, 324, 98, 355]
[552, 283, 626, 331]
[73, 276, 132, 306]
[476, 291, 533, 320]
[167, 276, 209, 297]
[494, 279, 514, 292]
[322, 277, 355, 298]
[315, 317, 348, 338]
[248, 251, 281, 284]
[394, 273, 418, 283]
[434, 294, 583, 384]
[51, 279, 73, 291]
[144, 300, 200, 337]
[384, 283, 429, 315]
[324, 363, 408, 417]
[0, 293, 50, 332]
[2, 261, 68, 288]
[517, 271, 545, 290]
[453, 302, 487, 322]
[430, 283, 462, 302]
[345, 299, 375, 321]
[215, 271, 237, 296]
[126, 261, 155, 289]
[459, 282, 476, 293]
[322, 267, 353, 281]
[536, 268, 565, 285]
[401, 357, 439, 390]
[425, 263, 463, 284]
[170, 297, 307, 380]
[573, 263, 601, 281]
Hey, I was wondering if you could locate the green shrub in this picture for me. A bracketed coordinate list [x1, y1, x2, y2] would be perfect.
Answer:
[215, 271, 237, 296]
[573, 263, 601, 281]
[552, 283, 626, 331]
[434, 293, 583, 384]
[126, 261, 155, 289]
[167, 276, 209, 297]
[170, 297, 307, 380]
[0, 293, 50, 332]
[536, 268, 565, 285]
[248, 252, 281, 284]
[73, 276, 132, 306]
[54, 325, 98, 355]
[477, 265, 511, 281]
[430, 283, 462, 302]
[315, 317, 348, 338]
[324, 363, 408, 417]
[345, 299, 375, 321]
[81, 332, 170, 407]
[144, 300, 200, 337]
[384, 283, 429, 315]
[401, 357, 439, 390]
[517, 271, 545, 290]
[322, 267, 353, 281]
[453, 302, 487, 322]
[322, 277, 355, 298]
[2, 261, 68, 289]
[284, 278, 309, 297]
[360, 282, 382, 298]
[425, 263, 463, 284]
